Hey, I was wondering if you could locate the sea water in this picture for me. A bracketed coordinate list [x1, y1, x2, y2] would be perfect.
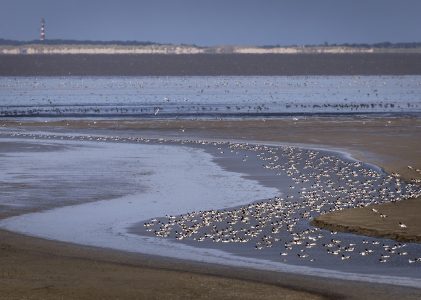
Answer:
[1, 76, 420, 118]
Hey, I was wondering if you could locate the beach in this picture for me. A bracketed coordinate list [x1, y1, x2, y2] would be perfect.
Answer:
[3, 1, 421, 299]
[0, 116, 420, 299]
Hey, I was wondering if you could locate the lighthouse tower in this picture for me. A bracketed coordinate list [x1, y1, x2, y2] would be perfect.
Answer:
[40, 18, 46, 41]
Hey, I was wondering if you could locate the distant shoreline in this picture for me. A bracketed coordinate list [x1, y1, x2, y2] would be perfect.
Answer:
[1, 53, 421, 76]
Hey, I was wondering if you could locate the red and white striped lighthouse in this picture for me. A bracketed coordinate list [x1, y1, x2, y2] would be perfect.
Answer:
[40, 18, 46, 41]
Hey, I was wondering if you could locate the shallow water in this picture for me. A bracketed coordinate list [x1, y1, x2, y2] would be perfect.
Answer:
[1, 76, 421, 118]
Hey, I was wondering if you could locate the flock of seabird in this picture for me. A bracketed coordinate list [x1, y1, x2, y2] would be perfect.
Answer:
[2, 130, 421, 267]
[143, 142, 421, 265]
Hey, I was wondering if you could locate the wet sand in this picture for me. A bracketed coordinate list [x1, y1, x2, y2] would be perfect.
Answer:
[3, 229, 421, 300]
[0, 230, 325, 300]
[0, 116, 421, 299]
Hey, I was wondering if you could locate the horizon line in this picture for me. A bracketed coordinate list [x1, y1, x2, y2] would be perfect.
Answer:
[1, 38, 421, 48]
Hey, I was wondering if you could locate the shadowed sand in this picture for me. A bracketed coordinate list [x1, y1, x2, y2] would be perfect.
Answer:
[0, 230, 324, 300]
[0, 116, 420, 299]
[3, 229, 421, 300]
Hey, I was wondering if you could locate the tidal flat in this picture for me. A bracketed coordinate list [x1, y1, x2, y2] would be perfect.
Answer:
[0, 116, 420, 299]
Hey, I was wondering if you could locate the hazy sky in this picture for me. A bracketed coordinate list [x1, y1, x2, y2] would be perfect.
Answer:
[1, 0, 420, 46]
